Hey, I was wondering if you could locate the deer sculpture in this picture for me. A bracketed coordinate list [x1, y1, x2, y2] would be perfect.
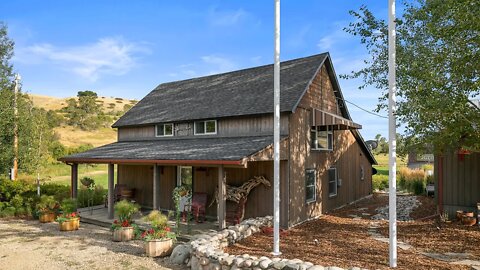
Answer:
[208, 176, 271, 207]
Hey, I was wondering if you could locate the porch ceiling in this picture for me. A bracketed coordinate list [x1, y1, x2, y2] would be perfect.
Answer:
[59, 136, 276, 166]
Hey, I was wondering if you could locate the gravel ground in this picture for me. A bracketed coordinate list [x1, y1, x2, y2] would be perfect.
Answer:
[0, 219, 187, 270]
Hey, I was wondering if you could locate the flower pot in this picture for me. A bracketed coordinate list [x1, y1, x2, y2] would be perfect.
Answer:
[113, 227, 134, 242]
[145, 238, 173, 257]
[464, 212, 474, 218]
[462, 216, 477, 226]
[39, 212, 55, 223]
[59, 219, 79, 231]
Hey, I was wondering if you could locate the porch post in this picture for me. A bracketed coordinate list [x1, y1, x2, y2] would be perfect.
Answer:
[218, 165, 226, 229]
[108, 163, 115, 219]
[71, 163, 78, 199]
[153, 164, 160, 210]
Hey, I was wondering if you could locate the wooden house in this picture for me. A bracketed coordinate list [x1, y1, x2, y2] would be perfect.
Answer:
[60, 53, 376, 228]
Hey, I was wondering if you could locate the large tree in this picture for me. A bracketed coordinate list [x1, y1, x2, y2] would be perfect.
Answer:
[0, 23, 55, 176]
[344, 0, 480, 153]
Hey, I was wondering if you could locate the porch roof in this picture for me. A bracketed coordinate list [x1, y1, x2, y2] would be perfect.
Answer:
[59, 136, 276, 165]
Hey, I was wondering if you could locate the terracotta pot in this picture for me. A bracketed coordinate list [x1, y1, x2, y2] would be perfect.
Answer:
[59, 218, 79, 231]
[145, 239, 173, 257]
[464, 212, 474, 218]
[113, 227, 134, 242]
[456, 210, 465, 221]
[462, 216, 477, 226]
[39, 212, 55, 223]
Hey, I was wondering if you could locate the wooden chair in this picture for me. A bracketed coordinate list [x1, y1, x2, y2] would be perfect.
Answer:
[226, 197, 247, 225]
[104, 184, 135, 207]
[184, 192, 207, 223]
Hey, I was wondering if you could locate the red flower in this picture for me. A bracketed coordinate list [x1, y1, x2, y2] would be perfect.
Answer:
[113, 220, 118, 224]
[149, 228, 154, 234]
[122, 220, 130, 227]
[165, 227, 171, 232]
[71, 212, 77, 217]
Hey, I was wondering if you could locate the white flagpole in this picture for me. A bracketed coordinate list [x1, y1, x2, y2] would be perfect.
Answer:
[272, 0, 281, 256]
[388, 0, 397, 267]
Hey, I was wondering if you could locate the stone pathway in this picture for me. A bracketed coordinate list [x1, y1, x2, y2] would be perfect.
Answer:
[367, 221, 413, 250]
[421, 252, 480, 268]
[371, 195, 420, 221]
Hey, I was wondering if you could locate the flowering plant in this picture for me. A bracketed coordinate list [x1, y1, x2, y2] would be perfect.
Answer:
[141, 210, 176, 241]
[55, 212, 78, 224]
[111, 219, 132, 230]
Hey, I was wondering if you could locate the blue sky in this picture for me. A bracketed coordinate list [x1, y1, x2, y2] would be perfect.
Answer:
[0, 1, 390, 140]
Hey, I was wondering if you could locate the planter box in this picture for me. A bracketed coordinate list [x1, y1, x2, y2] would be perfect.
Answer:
[145, 239, 173, 257]
[39, 212, 55, 223]
[59, 218, 80, 231]
[113, 227, 134, 242]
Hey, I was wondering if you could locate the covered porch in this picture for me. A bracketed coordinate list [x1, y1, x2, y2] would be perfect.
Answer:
[59, 136, 286, 229]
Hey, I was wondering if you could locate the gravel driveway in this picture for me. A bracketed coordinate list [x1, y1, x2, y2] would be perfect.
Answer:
[0, 219, 187, 270]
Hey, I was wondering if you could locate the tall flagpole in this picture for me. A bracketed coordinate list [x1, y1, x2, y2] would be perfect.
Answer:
[12, 73, 21, 181]
[388, 0, 397, 267]
[272, 0, 281, 256]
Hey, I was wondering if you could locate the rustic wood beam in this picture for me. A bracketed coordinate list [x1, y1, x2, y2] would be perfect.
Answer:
[71, 163, 78, 199]
[217, 165, 226, 229]
[153, 164, 160, 210]
[108, 163, 115, 219]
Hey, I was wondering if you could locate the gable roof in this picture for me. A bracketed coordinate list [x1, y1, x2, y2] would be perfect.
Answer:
[112, 53, 328, 128]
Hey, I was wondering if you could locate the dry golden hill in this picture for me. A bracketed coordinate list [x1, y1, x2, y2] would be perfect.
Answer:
[28, 93, 137, 147]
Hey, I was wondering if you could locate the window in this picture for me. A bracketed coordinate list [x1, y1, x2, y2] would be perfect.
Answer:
[156, 123, 174, 137]
[177, 166, 193, 187]
[194, 120, 217, 135]
[311, 126, 333, 150]
[328, 167, 337, 197]
[305, 169, 316, 203]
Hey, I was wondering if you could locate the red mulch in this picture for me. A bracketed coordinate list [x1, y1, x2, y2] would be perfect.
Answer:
[225, 194, 479, 270]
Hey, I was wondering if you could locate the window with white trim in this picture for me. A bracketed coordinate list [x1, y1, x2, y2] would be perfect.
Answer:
[156, 123, 174, 137]
[328, 167, 337, 197]
[194, 120, 217, 135]
[311, 126, 333, 150]
[305, 169, 316, 203]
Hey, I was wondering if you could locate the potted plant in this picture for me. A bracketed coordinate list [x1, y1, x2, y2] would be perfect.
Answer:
[111, 200, 140, 242]
[56, 198, 79, 231]
[141, 210, 176, 257]
[36, 195, 58, 223]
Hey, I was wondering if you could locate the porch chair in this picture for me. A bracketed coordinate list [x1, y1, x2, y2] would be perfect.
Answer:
[183, 192, 208, 223]
[104, 184, 135, 207]
[226, 197, 247, 225]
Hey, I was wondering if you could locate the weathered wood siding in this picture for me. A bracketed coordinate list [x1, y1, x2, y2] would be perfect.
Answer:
[288, 64, 373, 227]
[118, 165, 176, 209]
[117, 115, 289, 141]
[435, 152, 480, 214]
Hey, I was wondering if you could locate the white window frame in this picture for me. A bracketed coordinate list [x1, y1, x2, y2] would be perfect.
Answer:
[176, 166, 193, 187]
[305, 169, 317, 203]
[311, 126, 333, 151]
[328, 167, 338, 197]
[155, 123, 174, 137]
[194, 120, 217, 135]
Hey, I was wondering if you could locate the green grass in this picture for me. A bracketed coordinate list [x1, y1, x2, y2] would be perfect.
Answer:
[373, 154, 407, 176]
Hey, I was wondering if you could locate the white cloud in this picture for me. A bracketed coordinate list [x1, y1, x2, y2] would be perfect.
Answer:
[201, 55, 237, 74]
[207, 7, 249, 26]
[15, 37, 150, 81]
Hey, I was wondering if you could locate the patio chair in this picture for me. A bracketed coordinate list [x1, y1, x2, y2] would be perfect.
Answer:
[226, 197, 247, 225]
[104, 184, 135, 207]
[183, 192, 208, 223]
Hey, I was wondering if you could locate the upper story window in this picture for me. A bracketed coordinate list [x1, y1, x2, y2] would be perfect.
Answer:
[194, 120, 217, 135]
[311, 126, 333, 151]
[156, 123, 174, 137]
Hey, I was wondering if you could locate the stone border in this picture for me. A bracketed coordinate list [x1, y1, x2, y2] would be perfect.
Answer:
[175, 216, 367, 270]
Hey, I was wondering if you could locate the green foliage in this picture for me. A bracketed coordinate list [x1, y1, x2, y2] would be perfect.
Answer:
[372, 174, 389, 191]
[344, 1, 480, 152]
[398, 167, 426, 195]
[77, 186, 106, 208]
[40, 183, 70, 202]
[0, 206, 16, 218]
[59, 198, 77, 214]
[114, 200, 140, 223]
[35, 195, 57, 214]
[141, 210, 175, 241]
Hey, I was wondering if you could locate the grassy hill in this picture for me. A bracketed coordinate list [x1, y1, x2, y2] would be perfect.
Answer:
[28, 93, 136, 147]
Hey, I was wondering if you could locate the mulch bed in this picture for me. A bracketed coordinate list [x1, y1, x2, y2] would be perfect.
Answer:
[225, 194, 479, 270]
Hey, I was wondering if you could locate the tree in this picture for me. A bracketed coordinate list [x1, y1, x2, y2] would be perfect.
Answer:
[0, 22, 56, 175]
[62, 90, 105, 130]
[344, 0, 480, 153]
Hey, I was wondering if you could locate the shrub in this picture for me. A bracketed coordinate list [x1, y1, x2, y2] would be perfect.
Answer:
[114, 200, 140, 223]
[36, 195, 58, 215]
[0, 206, 16, 218]
[398, 167, 426, 195]
[41, 183, 70, 202]
[77, 186, 107, 208]
[372, 174, 389, 191]
[59, 198, 77, 214]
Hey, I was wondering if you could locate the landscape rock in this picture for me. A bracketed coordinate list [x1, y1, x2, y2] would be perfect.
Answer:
[170, 244, 192, 265]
